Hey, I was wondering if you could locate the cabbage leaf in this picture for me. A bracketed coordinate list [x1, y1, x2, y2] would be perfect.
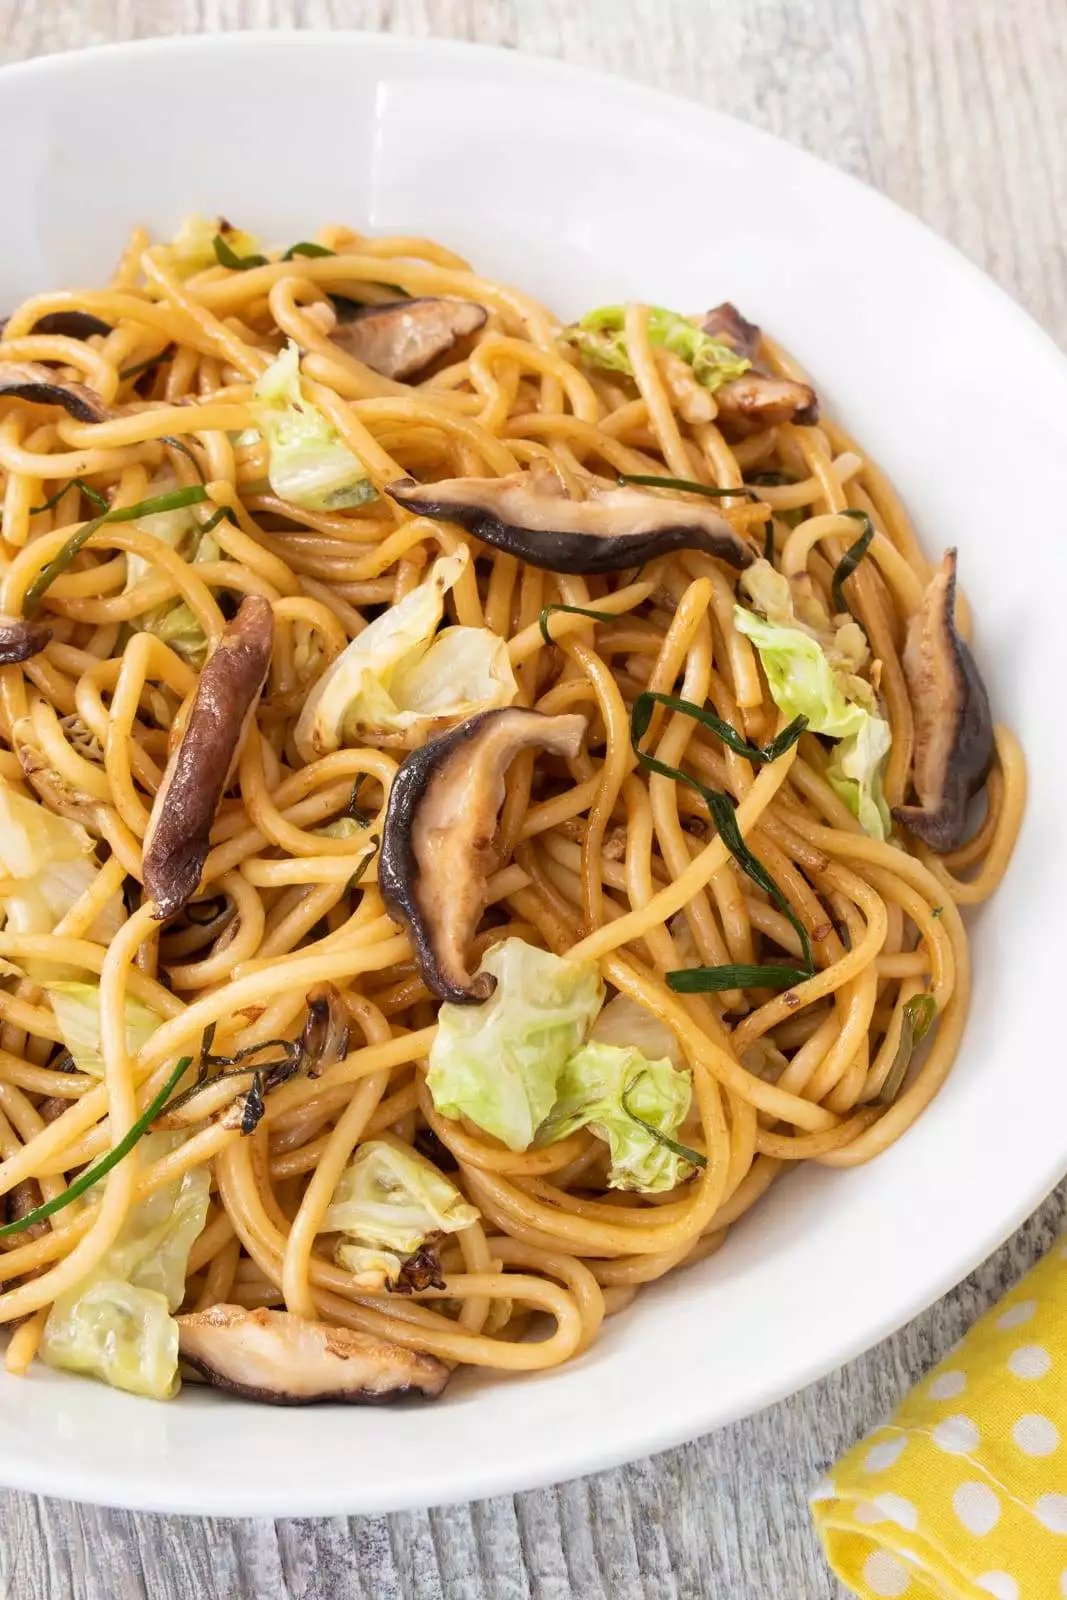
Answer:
[325, 1140, 478, 1289]
[826, 714, 893, 840]
[427, 939, 604, 1152]
[162, 214, 262, 278]
[122, 476, 214, 665]
[40, 1132, 210, 1399]
[733, 602, 892, 840]
[251, 340, 375, 511]
[733, 608, 867, 739]
[0, 780, 122, 976]
[45, 982, 161, 1077]
[536, 1042, 694, 1192]
[567, 305, 751, 392]
[294, 548, 516, 759]
[0, 778, 91, 878]
[591, 992, 684, 1071]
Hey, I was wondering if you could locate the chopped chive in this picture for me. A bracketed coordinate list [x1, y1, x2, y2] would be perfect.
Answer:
[630, 698, 814, 975]
[213, 235, 269, 271]
[762, 520, 775, 564]
[29, 478, 109, 516]
[170, 1056, 301, 1120]
[0, 1055, 193, 1239]
[23, 485, 210, 615]
[748, 471, 806, 532]
[344, 773, 372, 827]
[159, 435, 207, 485]
[198, 1021, 218, 1084]
[184, 895, 228, 927]
[281, 242, 336, 261]
[667, 963, 811, 994]
[617, 472, 757, 501]
[196, 505, 231, 539]
[348, 834, 380, 893]
[879, 994, 937, 1106]
[240, 1070, 266, 1135]
[539, 602, 618, 648]
[120, 347, 174, 381]
[169, 1025, 304, 1113]
[621, 1073, 707, 1170]
[111, 486, 210, 520]
[329, 295, 366, 321]
[327, 288, 409, 320]
[631, 691, 806, 767]
[705, 786, 813, 974]
[931, 905, 944, 919]
[830, 511, 875, 615]
[227, 1038, 300, 1066]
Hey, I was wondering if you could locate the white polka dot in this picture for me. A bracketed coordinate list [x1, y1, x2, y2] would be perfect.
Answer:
[853, 1501, 887, 1525]
[1059, 1570, 1067, 1596]
[809, 1477, 835, 1502]
[996, 1299, 1037, 1331]
[977, 1575, 1019, 1600]
[863, 1434, 907, 1473]
[953, 1480, 1001, 1535]
[928, 1370, 967, 1401]
[1036, 1494, 1067, 1533]
[933, 1414, 980, 1455]
[1008, 1344, 1052, 1379]
[1012, 1413, 1060, 1457]
[862, 1550, 910, 1597]
[874, 1493, 919, 1531]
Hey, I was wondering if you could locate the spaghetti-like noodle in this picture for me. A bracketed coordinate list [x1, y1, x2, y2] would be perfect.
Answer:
[0, 221, 1024, 1401]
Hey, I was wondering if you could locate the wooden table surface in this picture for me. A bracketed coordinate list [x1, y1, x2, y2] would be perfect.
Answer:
[0, 3, 1064, 1596]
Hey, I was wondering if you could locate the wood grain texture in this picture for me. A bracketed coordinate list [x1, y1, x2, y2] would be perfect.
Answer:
[0, 2, 1063, 1596]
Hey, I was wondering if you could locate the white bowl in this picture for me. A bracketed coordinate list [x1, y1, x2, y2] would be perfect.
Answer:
[0, 31, 1064, 1518]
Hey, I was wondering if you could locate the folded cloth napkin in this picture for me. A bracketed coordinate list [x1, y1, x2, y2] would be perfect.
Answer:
[811, 1239, 1067, 1598]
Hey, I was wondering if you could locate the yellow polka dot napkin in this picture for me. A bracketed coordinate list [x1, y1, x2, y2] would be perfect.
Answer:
[811, 1240, 1067, 1599]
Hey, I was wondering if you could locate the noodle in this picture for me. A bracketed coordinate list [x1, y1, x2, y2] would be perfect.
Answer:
[0, 220, 1024, 1402]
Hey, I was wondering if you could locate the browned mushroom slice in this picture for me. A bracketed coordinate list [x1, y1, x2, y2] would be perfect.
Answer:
[176, 1305, 448, 1403]
[142, 596, 274, 920]
[0, 310, 113, 342]
[700, 303, 819, 440]
[379, 707, 587, 1003]
[330, 298, 488, 381]
[892, 550, 994, 853]
[702, 301, 762, 362]
[28, 311, 113, 341]
[6, 1178, 49, 1242]
[0, 614, 51, 665]
[387, 471, 754, 574]
[713, 372, 820, 439]
[0, 361, 111, 424]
